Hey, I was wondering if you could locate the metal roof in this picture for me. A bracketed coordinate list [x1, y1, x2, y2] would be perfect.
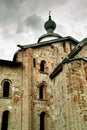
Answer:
[0, 59, 21, 67]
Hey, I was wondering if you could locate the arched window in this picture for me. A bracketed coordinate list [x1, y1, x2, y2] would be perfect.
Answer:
[39, 85, 44, 99]
[40, 60, 46, 72]
[1, 110, 9, 130]
[40, 112, 45, 130]
[3, 81, 10, 97]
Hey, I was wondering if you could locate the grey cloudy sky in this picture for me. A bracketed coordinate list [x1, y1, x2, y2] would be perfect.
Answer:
[0, 0, 87, 60]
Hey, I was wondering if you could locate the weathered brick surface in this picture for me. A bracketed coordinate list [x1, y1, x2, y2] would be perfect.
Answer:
[0, 40, 87, 130]
[0, 65, 22, 130]
[52, 60, 87, 130]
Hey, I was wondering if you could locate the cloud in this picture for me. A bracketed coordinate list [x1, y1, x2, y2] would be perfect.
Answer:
[16, 14, 44, 35]
[0, 0, 24, 40]
[0, 0, 87, 43]
[25, 15, 44, 30]
[67, 0, 87, 23]
[0, 0, 87, 60]
[0, 0, 69, 35]
[0, 0, 69, 25]
[16, 22, 24, 34]
[56, 24, 67, 36]
[0, 0, 22, 23]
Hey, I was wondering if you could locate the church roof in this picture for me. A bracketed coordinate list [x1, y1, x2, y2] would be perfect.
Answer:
[13, 35, 79, 61]
[0, 59, 21, 67]
[17, 15, 79, 50]
[17, 36, 79, 49]
[15, 15, 80, 61]
[50, 38, 87, 79]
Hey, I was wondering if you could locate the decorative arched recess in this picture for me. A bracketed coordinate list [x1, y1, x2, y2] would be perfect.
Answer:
[1, 79, 12, 98]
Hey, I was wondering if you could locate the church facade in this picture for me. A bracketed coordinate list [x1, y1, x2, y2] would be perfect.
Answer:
[0, 15, 87, 130]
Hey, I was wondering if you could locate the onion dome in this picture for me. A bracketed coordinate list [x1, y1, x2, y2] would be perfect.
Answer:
[44, 15, 56, 33]
[37, 13, 62, 43]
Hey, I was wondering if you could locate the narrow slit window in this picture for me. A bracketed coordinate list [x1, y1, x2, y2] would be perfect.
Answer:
[39, 85, 44, 99]
[40, 112, 45, 130]
[3, 81, 10, 97]
[33, 58, 36, 67]
[1, 110, 9, 130]
[63, 42, 66, 52]
[40, 60, 46, 72]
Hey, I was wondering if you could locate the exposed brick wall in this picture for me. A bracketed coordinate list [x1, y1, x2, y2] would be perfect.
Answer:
[0, 65, 22, 130]
[30, 41, 76, 130]
[1, 40, 85, 130]
[52, 60, 87, 130]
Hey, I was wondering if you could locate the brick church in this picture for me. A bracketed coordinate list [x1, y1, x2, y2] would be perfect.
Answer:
[0, 14, 87, 130]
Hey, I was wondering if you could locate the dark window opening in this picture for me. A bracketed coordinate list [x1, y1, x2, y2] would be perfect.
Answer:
[39, 85, 44, 99]
[40, 60, 46, 72]
[63, 42, 66, 52]
[40, 112, 45, 130]
[1, 110, 9, 130]
[33, 58, 36, 67]
[3, 81, 10, 97]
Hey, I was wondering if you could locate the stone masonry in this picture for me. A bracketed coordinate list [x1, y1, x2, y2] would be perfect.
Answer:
[0, 15, 87, 130]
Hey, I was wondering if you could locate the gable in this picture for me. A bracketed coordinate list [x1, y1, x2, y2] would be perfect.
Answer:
[50, 38, 87, 79]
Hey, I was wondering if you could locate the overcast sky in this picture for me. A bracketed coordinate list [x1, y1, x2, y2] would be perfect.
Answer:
[0, 0, 87, 60]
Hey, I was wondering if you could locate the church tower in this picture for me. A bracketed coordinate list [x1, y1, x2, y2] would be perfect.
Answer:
[0, 14, 87, 130]
[15, 14, 79, 130]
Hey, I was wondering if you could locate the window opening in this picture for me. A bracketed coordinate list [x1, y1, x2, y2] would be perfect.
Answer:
[39, 85, 44, 99]
[33, 58, 36, 67]
[63, 42, 66, 52]
[40, 60, 46, 72]
[3, 81, 10, 97]
[1, 110, 9, 130]
[40, 112, 45, 130]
